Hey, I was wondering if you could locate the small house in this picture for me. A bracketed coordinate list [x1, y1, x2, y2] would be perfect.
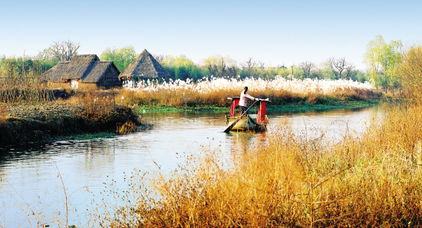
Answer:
[119, 49, 170, 87]
[43, 54, 121, 89]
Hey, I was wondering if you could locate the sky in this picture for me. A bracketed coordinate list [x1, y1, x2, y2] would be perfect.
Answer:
[0, 0, 421, 69]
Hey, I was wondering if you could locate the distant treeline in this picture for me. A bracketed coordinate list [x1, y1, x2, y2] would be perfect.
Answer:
[0, 35, 404, 89]
[0, 57, 57, 77]
[160, 55, 367, 82]
[99, 46, 367, 82]
[0, 53, 366, 82]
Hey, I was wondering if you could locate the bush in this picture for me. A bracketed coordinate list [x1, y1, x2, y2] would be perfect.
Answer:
[398, 46, 422, 103]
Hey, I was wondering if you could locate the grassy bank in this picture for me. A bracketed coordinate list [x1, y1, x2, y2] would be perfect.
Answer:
[134, 99, 380, 114]
[118, 77, 380, 107]
[0, 103, 140, 149]
[119, 77, 382, 115]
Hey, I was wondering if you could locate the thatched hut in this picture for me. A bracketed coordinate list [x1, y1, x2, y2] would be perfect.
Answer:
[119, 49, 170, 83]
[43, 55, 121, 89]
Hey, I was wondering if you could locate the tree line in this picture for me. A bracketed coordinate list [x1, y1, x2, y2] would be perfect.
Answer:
[0, 40, 79, 77]
[0, 36, 404, 89]
[100, 47, 367, 82]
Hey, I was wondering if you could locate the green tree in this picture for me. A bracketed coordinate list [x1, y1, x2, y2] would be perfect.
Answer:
[0, 55, 58, 77]
[365, 35, 403, 89]
[0, 58, 18, 76]
[162, 55, 203, 80]
[299, 61, 315, 79]
[273, 66, 291, 79]
[317, 62, 336, 80]
[100, 46, 137, 72]
[202, 56, 238, 78]
[356, 71, 368, 83]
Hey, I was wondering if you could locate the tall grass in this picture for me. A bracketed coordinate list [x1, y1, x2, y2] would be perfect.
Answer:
[63, 90, 139, 135]
[119, 77, 379, 107]
[0, 77, 54, 103]
[65, 90, 116, 120]
[99, 48, 422, 226]
[99, 104, 421, 227]
[399, 46, 422, 103]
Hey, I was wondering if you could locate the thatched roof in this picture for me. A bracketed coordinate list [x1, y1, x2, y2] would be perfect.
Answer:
[44, 55, 99, 81]
[119, 49, 170, 80]
[43, 54, 121, 88]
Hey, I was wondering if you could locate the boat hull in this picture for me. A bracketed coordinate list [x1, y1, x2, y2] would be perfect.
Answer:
[226, 115, 267, 132]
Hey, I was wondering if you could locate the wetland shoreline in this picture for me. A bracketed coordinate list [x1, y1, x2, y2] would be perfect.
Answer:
[0, 99, 381, 149]
[135, 99, 381, 114]
[0, 103, 141, 149]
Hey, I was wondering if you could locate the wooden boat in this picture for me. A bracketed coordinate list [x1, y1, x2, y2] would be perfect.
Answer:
[225, 97, 269, 132]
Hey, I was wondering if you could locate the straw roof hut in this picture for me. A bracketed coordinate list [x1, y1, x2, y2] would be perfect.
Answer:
[119, 49, 170, 81]
[43, 55, 121, 89]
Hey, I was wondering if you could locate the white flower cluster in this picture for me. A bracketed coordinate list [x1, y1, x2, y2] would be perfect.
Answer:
[123, 76, 374, 95]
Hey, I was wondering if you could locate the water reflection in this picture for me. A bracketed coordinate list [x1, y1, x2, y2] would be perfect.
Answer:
[0, 106, 383, 227]
[227, 131, 267, 154]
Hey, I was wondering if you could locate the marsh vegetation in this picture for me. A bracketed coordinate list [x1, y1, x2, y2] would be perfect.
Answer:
[96, 47, 422, 227]
[0, 40, 420, 227]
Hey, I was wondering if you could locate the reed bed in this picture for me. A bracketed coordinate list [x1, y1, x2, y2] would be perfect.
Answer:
[99, 103, 421, 227]
[96, 46, 422, 227]
[0, 77, 55, 103]
[119, 77, 379, 107]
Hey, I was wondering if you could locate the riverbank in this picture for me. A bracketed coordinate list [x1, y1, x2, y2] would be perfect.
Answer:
[134, 99, 381, 114]
[0, 103, 141, 149]
[0, 99, 381, 149]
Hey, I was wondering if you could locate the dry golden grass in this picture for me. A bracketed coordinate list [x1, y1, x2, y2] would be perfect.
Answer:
[100, 47, 422, 227]
[63, 89, 117, 120]
[100, 104, 421, 227]
[117, 85, 378, 107]
[116, 78, 380, 107]
[61, 89, 139, 135]
[0, 77, 54, 103]
[117, 121, 138, 135]
[399, 46, 422, 104]
[46, 81, 98, 91]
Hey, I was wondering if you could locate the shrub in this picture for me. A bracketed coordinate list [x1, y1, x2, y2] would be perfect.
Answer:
[398, 46, 422, 103]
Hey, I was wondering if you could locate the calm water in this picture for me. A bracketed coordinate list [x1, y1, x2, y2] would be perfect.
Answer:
[0, 107, 383, 227]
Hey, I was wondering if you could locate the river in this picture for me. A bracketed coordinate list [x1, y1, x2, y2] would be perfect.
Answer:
[0, 106, 383, 227]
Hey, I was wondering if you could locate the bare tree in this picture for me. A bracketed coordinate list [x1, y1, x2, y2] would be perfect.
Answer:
[243, 57, 257, 70]
[329, 58, 353, 79]
[205, 57, 226, 77]
[299, 61, 314, 78]
[239, 58, 257, 78]
[39, 40, 80, 61]
[345, 65, 355, 79]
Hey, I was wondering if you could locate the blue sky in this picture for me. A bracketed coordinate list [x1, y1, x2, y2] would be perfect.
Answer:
[1, 0, 421, 69]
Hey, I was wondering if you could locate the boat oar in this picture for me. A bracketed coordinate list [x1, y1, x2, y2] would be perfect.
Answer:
[224, 100, 259, 133]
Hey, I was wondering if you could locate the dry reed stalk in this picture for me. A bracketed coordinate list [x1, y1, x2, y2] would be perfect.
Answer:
[99, 103, 422, 227]
[117, 78, 379, 107]
[65, 89, 115, 121]
[117, 121, 137, 135]
[0, 77, 54, 103]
